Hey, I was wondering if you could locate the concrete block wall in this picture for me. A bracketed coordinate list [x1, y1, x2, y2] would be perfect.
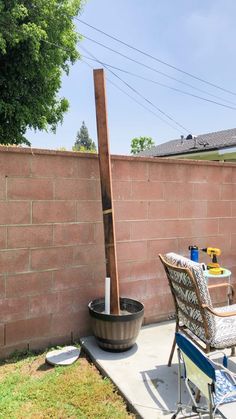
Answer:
[0, 147, 236, 356]
[0, 148, 105, 357]
[112, 157, 236, 324]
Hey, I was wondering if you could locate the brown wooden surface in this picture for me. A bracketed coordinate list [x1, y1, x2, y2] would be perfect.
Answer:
[93, 69, 120, 314]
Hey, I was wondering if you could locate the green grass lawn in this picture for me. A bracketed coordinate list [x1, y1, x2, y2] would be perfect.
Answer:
[0, 348, 134, 419]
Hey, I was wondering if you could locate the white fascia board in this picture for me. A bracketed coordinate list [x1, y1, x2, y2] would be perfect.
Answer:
[218, 146, 236, 155]
[170, 150, 217, 159]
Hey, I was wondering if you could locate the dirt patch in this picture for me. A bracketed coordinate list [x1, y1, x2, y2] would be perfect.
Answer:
[20, 354, 54, 378]
[0, 362, 19, 382]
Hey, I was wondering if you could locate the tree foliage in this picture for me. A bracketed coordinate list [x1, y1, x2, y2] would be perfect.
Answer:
[130, 136, 155, 154]
[0, 0, 83, 145]
[73, 121, 97, 152]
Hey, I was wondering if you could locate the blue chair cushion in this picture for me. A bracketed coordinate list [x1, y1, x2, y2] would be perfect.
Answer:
[214, 370, 236, 405]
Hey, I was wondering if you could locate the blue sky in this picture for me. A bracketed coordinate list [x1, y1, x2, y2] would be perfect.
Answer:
[28, 0, 236, 155]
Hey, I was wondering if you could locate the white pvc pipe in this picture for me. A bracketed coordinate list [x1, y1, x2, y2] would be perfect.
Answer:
[105, 277, 110, 314]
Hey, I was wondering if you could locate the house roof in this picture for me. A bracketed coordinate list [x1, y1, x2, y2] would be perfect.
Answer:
[139, 128, 236, 157]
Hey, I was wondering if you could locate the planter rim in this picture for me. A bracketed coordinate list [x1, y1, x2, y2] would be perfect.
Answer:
[88, 297, 144, 322]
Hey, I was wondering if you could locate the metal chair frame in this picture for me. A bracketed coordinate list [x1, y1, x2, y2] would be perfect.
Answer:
[159, 254, 235, 366]
[173, 332, 236, 419]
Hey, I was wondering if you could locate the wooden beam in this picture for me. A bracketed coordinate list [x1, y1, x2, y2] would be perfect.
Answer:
[93, 68, 120, 315]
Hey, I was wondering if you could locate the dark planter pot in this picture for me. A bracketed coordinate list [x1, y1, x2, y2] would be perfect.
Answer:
[88, 297, 144, 352]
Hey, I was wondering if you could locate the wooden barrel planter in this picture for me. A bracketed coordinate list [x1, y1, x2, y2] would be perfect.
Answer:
[88, 297, 144, 352]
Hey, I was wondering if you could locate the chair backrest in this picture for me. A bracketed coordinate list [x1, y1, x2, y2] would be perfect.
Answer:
[176, 332, 216, 399]
[159, 252, 216, 344]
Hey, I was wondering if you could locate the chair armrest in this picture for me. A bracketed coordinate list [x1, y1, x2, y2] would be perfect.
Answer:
[208, 283, 233, 291]
[208, 283, 234, 304]
[202, 304, 236, 317]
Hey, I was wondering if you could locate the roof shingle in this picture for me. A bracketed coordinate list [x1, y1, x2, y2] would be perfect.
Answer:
[139, 128, 236, 157]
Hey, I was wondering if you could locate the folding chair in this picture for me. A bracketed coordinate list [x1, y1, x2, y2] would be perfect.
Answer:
[173, 332, 236, 418]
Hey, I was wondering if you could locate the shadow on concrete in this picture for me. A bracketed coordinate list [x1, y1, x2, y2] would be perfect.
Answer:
[80, 337, 138, 360]
[140, 357, 236, 416]
[140, 362, 188, 414]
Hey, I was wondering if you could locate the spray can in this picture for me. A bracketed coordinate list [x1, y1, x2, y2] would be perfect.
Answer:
[189, 245, 199, 262]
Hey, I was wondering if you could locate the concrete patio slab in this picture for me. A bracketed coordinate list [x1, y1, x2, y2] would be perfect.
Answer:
[81, 320, 236, 418]
[81, 321, 188, 418]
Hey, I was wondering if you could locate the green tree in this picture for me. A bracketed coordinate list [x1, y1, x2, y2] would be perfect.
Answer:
[0, 0, 83, 146]
[56, 147, 67, 151]
[73, 121, 97, 152]
[130, 136, 155, 154]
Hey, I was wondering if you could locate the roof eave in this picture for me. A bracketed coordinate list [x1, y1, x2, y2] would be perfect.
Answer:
[155, 144, 236, 158]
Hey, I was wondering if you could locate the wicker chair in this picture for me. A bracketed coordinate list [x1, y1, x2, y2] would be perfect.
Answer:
[159, 253, 236, 366]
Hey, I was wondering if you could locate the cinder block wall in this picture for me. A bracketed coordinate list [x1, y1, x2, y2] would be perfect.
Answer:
[113, 157, 236, 324]
[0, 147, 235, 356]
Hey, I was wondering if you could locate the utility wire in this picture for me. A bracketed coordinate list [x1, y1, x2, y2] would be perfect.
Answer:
[4, 20, 235, 107]
[4, 16, 235, 99]
[76, 18, 236, 96]
[82, 59, 182, 133]
[29, 35, 185, 133]
[5, 23, 225, 133]
[40, 37, 236, 111]
[80, 45, 190, 133]
[80, 33, 236, 105]
[22, 34, 187, 132]
[82, 55, 236, 111]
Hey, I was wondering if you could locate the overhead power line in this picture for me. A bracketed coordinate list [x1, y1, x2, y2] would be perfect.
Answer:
[76, 17, 236, 97]
[81, 55, 236, 111]
[80, 45, 190, 133]
[25, 33, 186, 133]
[82, 59, 181, 132]
[42, 37, 236, 111]
[79, 33, 236, 105]
[5, 21, 231, 134]
[4, 20, 235, 107]
[14, 30, 187, 133]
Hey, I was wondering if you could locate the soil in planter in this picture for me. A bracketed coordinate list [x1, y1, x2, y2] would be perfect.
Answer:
[102, 310, 130, 315]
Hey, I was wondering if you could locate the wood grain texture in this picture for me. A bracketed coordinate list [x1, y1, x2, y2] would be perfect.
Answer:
[93, 69, 120, 314]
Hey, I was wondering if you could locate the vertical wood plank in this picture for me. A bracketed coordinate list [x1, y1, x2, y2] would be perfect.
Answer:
[93, 69, 120, 314]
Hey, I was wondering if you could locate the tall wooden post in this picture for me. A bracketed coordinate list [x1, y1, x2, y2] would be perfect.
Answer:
[93, 69, 120, 315]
